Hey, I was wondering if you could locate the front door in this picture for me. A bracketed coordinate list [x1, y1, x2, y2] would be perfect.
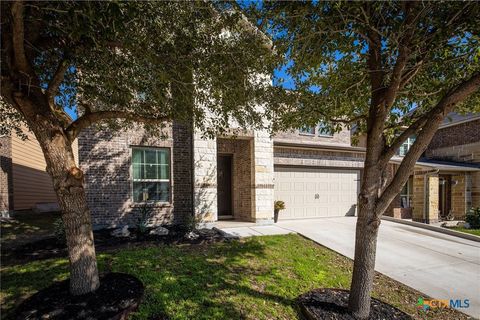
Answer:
[217, 155, 232, 218]
[439, 175, 452, 219]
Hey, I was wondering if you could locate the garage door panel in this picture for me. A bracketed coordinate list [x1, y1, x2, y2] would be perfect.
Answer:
[274, 167, 359, 220]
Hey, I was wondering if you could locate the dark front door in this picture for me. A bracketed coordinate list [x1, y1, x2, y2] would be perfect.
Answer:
[217, 155, 232, 217]
[439, 175, 452, 219]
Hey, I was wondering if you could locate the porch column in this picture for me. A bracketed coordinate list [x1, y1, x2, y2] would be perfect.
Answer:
[193, 132, 217, 225]
[412, 172, 439, 223]
[451, 174, 467, 220]
[251, 130, 274, 224]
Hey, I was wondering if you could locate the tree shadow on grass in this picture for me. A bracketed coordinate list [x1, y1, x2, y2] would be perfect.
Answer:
[1, 238, 304, 320]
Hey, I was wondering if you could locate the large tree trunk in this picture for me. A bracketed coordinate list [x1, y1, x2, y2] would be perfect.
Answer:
[348, 135, 385, 318]
[348, 195, 381, 319]
[33, 121, 100, 295]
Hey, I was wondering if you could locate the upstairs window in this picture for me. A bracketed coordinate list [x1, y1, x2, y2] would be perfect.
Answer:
[398, 135, 416, 156]
[317, 122, 334, 137]
[299, 122, 334, 137]
[132, 147, 170, 202]
[299, 126, 315, 135]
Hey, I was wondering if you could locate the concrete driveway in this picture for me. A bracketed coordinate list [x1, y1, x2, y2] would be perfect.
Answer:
[275, 217, 480, 318]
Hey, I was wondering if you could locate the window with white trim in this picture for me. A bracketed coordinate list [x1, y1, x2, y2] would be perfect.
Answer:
[132, 147, 170, 202]
[398, 135, 416, 156]
[400, 176, 413, 208]
[317, 121, 333, 137]
[299, 126, 315, 135]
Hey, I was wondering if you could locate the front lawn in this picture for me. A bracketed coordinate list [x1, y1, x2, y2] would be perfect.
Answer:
[447, 227, 480, 237]
[0, 234, 467, 320]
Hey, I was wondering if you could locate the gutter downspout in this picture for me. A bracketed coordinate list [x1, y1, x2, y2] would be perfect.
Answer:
[423, 169, 439, 224]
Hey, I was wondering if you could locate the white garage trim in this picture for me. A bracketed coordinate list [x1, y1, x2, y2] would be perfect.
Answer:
[274, 166, 360, 220]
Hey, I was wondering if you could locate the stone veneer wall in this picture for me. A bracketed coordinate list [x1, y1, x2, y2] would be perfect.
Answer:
[274, 126, 351, 146]
[273, 146, 364, 168]
[251, 131, 274, 223]
[217, 138, 252, 221]
[193, 134, 217, 223]
[0, 136, 13, 216]
[426, 141, 480, 164]
[451, 174, 467, 220]
[79, 122, 193, 229]
[472, 172, 480, 209]
[412, 173, 439, 223]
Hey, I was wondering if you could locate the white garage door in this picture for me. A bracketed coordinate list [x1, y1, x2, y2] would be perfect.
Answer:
[274, 167, 360, 219]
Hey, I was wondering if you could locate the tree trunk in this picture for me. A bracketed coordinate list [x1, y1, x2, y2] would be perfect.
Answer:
[348, 199, 381, 319]
[33, 121, 100, 295]
[348, 155, 384, 318]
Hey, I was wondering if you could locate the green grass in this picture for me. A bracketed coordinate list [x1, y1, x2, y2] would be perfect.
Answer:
[0, 211, 59, 245]
[448, 227, 480, 236]
[0, 234, 467, 320]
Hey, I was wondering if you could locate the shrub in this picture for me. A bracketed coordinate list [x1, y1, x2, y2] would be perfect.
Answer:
[182, 213, 201, 233]
[274, 200, 286, 212]
[465, 207, 480, 229]
[136, 203, 153, 237]
[53, 218, 66, 244]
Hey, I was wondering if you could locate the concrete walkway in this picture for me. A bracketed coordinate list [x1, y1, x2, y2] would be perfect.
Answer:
[219, 217, 480, 318]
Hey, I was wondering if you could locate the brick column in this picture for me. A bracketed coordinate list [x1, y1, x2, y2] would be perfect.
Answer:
[0, 136, 13, 217]
[193, 133, 217, 224]
[251, 130, 274, 224]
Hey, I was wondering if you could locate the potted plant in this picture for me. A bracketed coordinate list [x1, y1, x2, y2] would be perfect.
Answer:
[274, 200, 286, 223]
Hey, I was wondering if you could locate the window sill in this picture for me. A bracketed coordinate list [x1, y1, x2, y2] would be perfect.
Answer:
[298, 133, 315, 136]
[318, 135, 334, 138]
[130, 202, 172, 208]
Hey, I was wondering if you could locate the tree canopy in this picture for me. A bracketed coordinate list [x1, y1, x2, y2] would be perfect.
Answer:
[1, 1, 276, 140]
[253, 1, 480, 139]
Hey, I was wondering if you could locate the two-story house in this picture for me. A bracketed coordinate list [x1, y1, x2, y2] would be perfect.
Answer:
[79, 121, 365, 229]
[385, 113, 480, 223]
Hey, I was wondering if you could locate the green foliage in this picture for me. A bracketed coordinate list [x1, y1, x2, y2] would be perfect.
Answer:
[53, 218, 66, 244]
[274, 200, 286, 211]
[465, 207, 480, 229]
[181, 213, 201, 233]
[250, 2, 480, 139]
[1, 1, 280, 138]
[136, 203, 153, 237]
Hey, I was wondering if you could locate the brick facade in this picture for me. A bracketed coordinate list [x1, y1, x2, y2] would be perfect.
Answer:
[427, 119, 480, 152]
[217, 138, 252, 221]
[0, 135, 13, 216]
[79, 122, 193, 229]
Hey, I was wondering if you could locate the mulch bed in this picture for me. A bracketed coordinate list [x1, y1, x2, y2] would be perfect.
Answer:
[14, 272, 144, 320]
[1, 227, 226, 265]
[298, 288, 412, 320]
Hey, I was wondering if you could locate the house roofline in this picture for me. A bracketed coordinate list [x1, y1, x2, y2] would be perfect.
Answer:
[438, 114, 480, 129]
[390, 156, 480, 172]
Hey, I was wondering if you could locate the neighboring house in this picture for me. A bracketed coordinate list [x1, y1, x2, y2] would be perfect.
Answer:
[79, 121, 365, 229]
[0, 126, 79, 217]
[385, 113, 480, 223]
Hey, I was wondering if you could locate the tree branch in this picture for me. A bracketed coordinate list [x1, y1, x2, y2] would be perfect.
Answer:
[384, 2, 417, 107]
[65, 111, 169, 142]
[376, 72, 480, 214]
[10, 1, 36, 79]
[46, 56, 70, 109]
